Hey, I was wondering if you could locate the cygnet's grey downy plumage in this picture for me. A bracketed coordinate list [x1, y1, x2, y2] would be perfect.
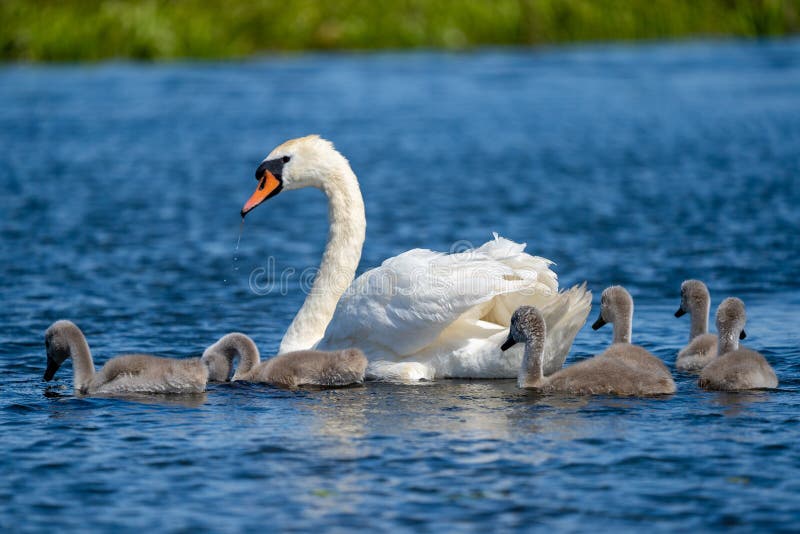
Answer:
[201, 333, 368, 388]
[674, 280, 718, 372]
[44, 320, 208, 395]
[698, 298, 778, 391]
[502, 303, 674, 396]
[589, 286, 676, 394]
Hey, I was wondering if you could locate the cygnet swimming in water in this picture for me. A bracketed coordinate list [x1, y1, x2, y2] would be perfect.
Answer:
[201, 333, 367, 388]
[502, 303, 674, 396]
[698, 298, 778, 391]
[589, 286, 676, 393]
[44, 320, 208, 395]
[675, 279, 718, 372]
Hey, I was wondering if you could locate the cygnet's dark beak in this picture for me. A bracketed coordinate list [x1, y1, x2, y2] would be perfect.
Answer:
[674, 307, 686, 318]
[500, 333, 517, 351]
[43, 356, 60, 381]
[591, 314, 607, 330]
[739, 329, 747, 340]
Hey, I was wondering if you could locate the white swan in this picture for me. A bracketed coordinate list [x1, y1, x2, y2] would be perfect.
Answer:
[241, 135, 591, 380]
[698, 298, 778, 391]
[44, 320, 208, 395]
[201, 332, 367, 388]
[675, 279, 718, 372]
[502, 305, 675, 396]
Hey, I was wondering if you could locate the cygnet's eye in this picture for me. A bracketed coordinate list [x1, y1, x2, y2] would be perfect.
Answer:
[282, 156, 291, 163]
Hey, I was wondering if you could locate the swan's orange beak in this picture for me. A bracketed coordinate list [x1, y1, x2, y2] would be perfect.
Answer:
[241, 171, 282, 217]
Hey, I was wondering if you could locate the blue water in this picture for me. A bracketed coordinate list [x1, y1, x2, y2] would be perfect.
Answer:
[2, 39, 800, 532]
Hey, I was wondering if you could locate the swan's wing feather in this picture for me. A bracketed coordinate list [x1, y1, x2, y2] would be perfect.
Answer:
[539, 283, 592, 375]
[318, 235, 581, 367]
[320, 244, 537, 356]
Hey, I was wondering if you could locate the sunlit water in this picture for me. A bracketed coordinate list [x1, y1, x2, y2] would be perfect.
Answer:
[1, 40, 799, 531]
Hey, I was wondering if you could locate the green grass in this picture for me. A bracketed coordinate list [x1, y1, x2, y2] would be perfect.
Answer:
[1, 0, 799, 61]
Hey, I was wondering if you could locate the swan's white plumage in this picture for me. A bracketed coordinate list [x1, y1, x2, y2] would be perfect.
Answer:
[317, 234, 591, 379]
[365, 360, 436, 382]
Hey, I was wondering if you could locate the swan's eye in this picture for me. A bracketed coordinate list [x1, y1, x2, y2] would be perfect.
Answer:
[282, 156, 291, 163]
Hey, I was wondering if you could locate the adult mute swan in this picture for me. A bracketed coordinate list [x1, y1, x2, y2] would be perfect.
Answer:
[202, 332, 367, 388]
[241, 135, 591, 380]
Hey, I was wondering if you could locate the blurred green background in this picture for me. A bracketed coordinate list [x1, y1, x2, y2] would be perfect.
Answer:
[2, 0, 799, 61]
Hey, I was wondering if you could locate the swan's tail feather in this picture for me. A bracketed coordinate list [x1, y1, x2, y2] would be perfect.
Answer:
[539, 283, 592, 375]
[366, 360, 436, 382]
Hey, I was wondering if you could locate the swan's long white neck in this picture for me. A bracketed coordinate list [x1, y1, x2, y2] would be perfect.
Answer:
[689, 300, 710, 341]
[278, 165, 365, 354]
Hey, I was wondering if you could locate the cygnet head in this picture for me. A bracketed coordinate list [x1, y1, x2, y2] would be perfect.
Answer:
[241, 135, 350, 217]
[201, 347, 234, 382]
[201, 332, 260, 382]
[592, 285, 632, 330]
[716, 297, 747, 341]
[43, 320, 81, 381]
[501, 306, 546, 351]
[675, 279, 710, 318]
